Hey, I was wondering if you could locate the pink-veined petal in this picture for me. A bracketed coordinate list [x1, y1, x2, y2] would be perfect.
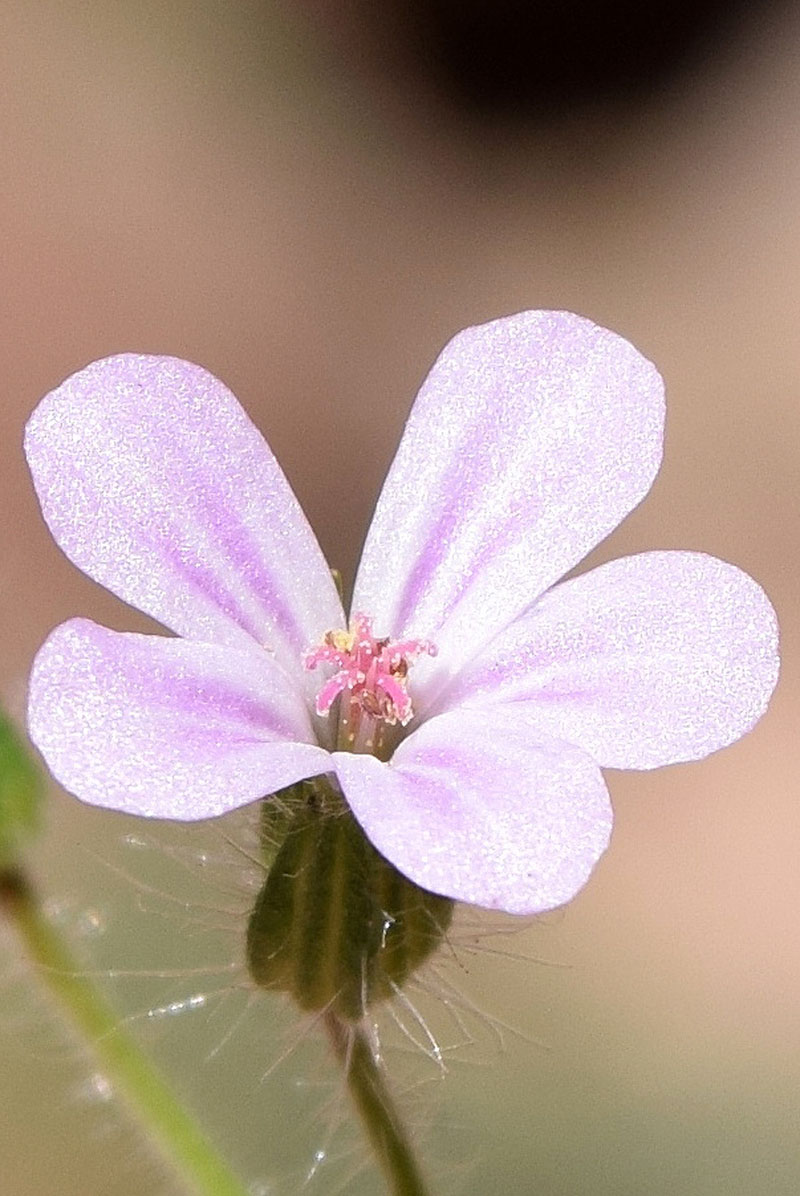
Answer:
[28, 619, 331, 819]
[352, 311, 664, 708]
[333, 707, 612, 914]
[439, 552, 779, 769]
[25, 355, 344, 680]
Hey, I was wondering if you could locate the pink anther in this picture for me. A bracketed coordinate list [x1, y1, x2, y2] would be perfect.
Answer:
[304, 613, 437, 728]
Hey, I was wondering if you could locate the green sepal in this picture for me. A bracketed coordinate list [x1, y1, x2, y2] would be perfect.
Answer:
[247, 776, 453, 1021]
[0, 709, 42, 869]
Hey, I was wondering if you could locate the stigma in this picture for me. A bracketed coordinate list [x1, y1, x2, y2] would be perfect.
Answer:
[304, 613, 437, 737]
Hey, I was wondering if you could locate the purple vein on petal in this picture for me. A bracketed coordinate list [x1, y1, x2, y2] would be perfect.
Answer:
[392, 470, 544, 644]
[155, 459, 314, 655]
[144, 670, 302, 742]
[55, 449, 268, 647]
[392, 502, 459, 632]
[138, 393, 327, 656]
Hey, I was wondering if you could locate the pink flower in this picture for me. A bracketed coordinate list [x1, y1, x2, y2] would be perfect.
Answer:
[25, 312, 779, 914]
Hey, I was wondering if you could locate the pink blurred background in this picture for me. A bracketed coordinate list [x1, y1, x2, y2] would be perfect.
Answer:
[1, 2, 799, 1193]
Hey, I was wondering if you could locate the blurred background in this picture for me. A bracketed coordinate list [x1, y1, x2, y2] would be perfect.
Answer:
[1, 0, 799, 1192]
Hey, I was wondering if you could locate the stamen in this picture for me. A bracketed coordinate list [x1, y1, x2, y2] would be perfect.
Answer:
[304, 613, 437, 735]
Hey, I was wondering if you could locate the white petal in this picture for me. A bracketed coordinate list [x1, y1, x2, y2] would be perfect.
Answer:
[441, 552, 779, 768]
[25, 355, 344, 685]
[353, 311, 664, 707]
[334, 706, 612, 914]
[29, 619, 331, 819]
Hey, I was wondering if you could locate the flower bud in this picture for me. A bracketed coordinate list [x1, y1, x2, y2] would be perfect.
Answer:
[246, 777, 453, 1021]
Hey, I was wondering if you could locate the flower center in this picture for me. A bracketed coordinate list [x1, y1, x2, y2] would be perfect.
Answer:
[304, 613, 437, 749]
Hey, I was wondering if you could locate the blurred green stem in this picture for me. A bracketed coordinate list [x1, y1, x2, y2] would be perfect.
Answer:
[0, 867, 249, 1196]
[324, 1009, 431, 1196]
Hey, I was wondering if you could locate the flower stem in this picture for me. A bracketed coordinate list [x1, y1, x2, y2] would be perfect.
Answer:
[324, 1009, 431, 1196]
[0, 866, 250, 1196]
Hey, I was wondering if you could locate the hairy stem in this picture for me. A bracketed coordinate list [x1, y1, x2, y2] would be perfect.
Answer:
[0, 867, 249, 1196]
[324, 1009, 431, 1196]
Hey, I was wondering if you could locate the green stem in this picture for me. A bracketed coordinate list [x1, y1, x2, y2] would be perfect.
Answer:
[0, 867, 249, 1196]
[324, 1009, 431, 1196]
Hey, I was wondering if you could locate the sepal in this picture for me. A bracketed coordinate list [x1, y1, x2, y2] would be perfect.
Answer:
[247, 776, 453, 1020]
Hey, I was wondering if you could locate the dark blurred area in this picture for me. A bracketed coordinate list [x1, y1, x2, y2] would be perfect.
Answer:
[340, 0, 763, 114]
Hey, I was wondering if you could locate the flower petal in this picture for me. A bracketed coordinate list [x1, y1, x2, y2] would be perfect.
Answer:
[352, 312, 665, 705]
[28, 619, 331, 819]
[25, 355, 344, 678]
[333, 707, 612, 914]
[440, 552, 779, 769]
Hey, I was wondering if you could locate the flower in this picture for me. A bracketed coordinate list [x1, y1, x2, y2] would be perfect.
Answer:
[25, 311, 779, 915]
